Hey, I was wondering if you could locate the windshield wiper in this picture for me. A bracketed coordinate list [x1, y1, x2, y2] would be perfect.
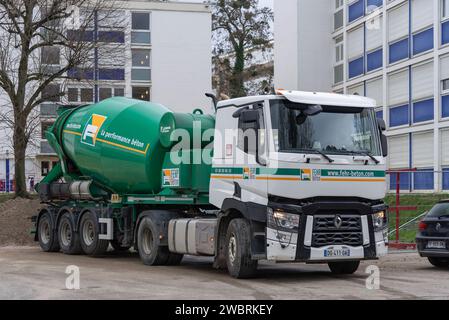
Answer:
[303, 149, 335, 163]
[348, 151, 380, 164]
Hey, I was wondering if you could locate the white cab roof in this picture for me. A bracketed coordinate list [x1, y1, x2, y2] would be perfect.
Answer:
[217, 90, 377, 109]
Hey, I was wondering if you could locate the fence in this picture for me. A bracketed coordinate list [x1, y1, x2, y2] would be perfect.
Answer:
[387, 169, 449, 248]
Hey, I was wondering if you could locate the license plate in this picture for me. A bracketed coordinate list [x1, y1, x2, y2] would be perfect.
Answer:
[427, 241, 446, 249]
[324, 248, 351, 257]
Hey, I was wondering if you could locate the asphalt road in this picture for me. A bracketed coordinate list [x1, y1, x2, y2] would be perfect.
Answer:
[0, 246, 448, 300]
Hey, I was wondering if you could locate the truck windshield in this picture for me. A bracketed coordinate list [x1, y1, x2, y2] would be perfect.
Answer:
[270, 99, 381, 156]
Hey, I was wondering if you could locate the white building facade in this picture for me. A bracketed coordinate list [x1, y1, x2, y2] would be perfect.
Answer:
[275, 0, 449, 192]
[0, 0, 212, 191]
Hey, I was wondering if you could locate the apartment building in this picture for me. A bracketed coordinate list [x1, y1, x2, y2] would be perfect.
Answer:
[274, 0, 449, 192]
[0, 0, 212, 189]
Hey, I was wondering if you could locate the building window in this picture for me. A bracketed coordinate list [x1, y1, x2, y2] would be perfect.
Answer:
[443, 168, 449, 190]
[443, 95, 449, 118]
[389, 38, 409, 64]
[99, 88, 112, 101]
[412, 98, 434, 123]
[348, 0, 365, 23]
[132, 49, 151, 81]
[41, 161, 50, 177]
[41, 122, 53, 139]
[443, 21, 449, 45]
[41, 47, 60, 65]
[389, 172, 411, 190]
[389, 104, 409, 127]
[81, 88, 94, 102]
[114, 88, 124, 97]
[131, 12, 151, 44]
[376, 109, 384, 119]
[98, 30, 125, 43]
[367, 48, 383, 72]
[367, 0, 383, 12]
[335, 36, 344, 63]
[412, 28, 434, 55]
[443, 0, 449, 20]
[132, 86, 150, 101]
[67, 88, 78, 102]
[443, 79, 449, 92]
[42, 84, 61, 102]
[413, 170, 434, 190]
[348, 57, 364, 79]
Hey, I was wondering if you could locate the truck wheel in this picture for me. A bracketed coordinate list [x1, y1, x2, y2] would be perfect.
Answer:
[428, 257, 449, 268]
[137, 216, 169, 266]
[79, 211, 109, 256]
[328, 261, 360, 275]
[225, 218, 258, 279]
[37, 211, 60, 252]
[58, 213, 82, 255]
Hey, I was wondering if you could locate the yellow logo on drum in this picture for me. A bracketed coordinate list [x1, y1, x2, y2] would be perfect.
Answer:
[81, 114, 107, 146]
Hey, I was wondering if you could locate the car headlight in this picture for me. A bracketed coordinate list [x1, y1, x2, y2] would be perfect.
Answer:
[373, 211, 388, 231]
[267, 208, 300, 231]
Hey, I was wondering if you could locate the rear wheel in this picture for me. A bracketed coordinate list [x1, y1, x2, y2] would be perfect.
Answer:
[58, 213, 82, 255]
[79, 211, 109, 256]
[428, 257, 449, 268]
[225, 218, 258, 279]
[37, 211, 60, 252]
[328, 261, 360, 275]
[137, 216, 170, 266]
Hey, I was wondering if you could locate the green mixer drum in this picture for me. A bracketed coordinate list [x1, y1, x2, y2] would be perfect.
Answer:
[58, 97, 171, 194]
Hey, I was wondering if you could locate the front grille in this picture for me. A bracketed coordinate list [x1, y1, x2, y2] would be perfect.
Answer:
[314, 215, 361, 232]
[312, 214, 363, 247]
[312, 232, 363, 247]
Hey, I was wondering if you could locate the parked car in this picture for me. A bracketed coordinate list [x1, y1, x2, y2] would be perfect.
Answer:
[416, 200, 449, 268]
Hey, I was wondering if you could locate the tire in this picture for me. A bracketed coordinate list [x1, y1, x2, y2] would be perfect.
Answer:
[79, 211, 109, 256]
[37, 211, 60, 252]
[137, 216, 170, 266]
[110, 240, 131, 252]
[328, 261, 360, 275]
[225, 218, 258, 279]
[428, 257, 449, 268]
[58, 213, 82, 255]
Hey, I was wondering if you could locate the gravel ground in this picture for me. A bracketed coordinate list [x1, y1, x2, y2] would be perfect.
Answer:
[0, 247, 448, 300]
[0, 198, 42, 247]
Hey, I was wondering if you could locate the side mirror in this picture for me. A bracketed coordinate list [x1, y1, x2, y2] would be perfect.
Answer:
[303, 104, 323, 116]
[377, 118, 386, 131]
[381, 133, 388, 157]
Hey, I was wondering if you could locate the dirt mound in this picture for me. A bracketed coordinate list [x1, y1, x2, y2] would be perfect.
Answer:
[0, 198, 44, 246]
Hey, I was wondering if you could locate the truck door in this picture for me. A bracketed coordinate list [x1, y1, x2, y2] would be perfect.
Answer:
[234, 103, 268, 205]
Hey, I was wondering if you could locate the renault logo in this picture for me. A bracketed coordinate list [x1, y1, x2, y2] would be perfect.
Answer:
[436, 223, 442, 231]
[334, 215, 343, 229]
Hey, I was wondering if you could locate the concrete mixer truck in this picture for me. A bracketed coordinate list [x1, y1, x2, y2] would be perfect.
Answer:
[33, 90, 389, 278]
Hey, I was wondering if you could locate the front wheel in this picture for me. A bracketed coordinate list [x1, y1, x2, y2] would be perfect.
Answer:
[225, 219, 258, 279]
[328, 261, 360, 275]
[428, 257, 449, 268]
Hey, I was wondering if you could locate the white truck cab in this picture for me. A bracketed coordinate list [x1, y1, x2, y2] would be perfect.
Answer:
[210, 90, 389, 276]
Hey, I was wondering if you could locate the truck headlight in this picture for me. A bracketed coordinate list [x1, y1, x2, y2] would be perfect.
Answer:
[373, 211, 388, 231]
[267, 208, 300, 231]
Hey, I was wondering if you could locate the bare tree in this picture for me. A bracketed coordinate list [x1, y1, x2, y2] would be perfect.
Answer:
[0, 0, 123, 197]
[211, 0, 273, 98]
